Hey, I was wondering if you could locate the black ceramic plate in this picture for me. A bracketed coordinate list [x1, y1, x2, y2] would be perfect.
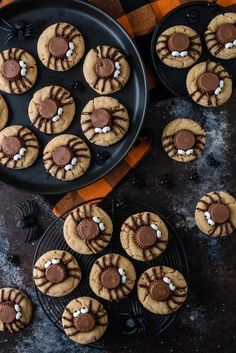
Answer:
[33, 197, 188, 350]
[0, 0, 147, 194]
[151, 1, 236, 98]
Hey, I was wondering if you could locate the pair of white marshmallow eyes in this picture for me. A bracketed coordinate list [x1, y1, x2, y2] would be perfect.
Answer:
[94, 126, 111, 134]
[171, 50, 188, 58]
[14, 304, 22, 320]
[214, 80, 224, 96]
[224, 39, 236, 49]
[66, 42, 75, 58]
[92, 216, 105, 232]
[177, 149, 193, 156]
[19, 60, 27, 77]
[113, 61, 121, 78]
[44, 258, 61, 269]
[118, 267, 127, 284]
[52, 107, 64, 123]
[64, 157, 78, 172]
[73, 306, 89, 317]
[13, 147, 26, 161]
[163, 276, 176, 291]
[204, 211, 215, 226]
[150, 223, 162, 239]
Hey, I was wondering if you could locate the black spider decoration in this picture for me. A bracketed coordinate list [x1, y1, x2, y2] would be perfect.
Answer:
[95, 151, 110, 165]
[134, 128, 153, 146]
[159, 173, 174, 188]
[16, 200, 39, 242]
[207, 153, 220, 168]
[189, 170, 201, 183]
[186, 11, 198, 25]
[121, 301, 148, 335]
[0, 252, 20, 267]
[68, 80, 85, 92]
[0, 18, 36, 46]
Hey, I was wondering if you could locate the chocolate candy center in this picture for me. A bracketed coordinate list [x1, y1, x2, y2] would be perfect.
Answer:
[197, 72, 220, 94]
[95, 58, 115, 78]
[39, 99, 58, 119]
[2, 60, 21, 81]
[91, 108, 111, 128]
[150, 281, 170, 301]
[209, 203, 230, 223]
[52, 146, 72, 166]
[0, 301, 16, 324]
[77, 219, 100, 240]
[174, 130, 195, 150]
[216, 23, 236, 44]
[74, 313, 96, 332]
[2, 136, 22, 156]
[45, 263, 67, 283]
[49, 37, 68, 58]
[168, 32, 190, 52]
[101, 268, 121, 289]
[134, 226, 157, 249]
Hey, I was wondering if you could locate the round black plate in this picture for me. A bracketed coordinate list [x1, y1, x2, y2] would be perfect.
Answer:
[151, 1, 236, 98]
[33, 197, 188, 350]
[0, 0, 147, 194]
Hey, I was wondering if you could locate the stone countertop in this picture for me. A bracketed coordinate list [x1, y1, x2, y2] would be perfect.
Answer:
[0, 94, 236, 353]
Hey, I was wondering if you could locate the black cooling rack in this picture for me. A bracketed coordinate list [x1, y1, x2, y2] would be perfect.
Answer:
[33, 197, 188, 350]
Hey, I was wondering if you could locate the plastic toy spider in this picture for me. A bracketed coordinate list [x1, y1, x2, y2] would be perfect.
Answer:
[43, 137, 90, 180]
[0, 18, 36, 46]
[16, 200, 39, 242]
[69, 204, 111, 253]
[0, 288, 27, 333]
[81, 106, 128, 141]
[33, 251, 81, 295]
[196, 192, 234, 236]
[31, 86, 74, 134]
[0, 126, 39, 168]
[62, 298, 107, 337]
[121, 301, 148, 335]
[138, 267, 187, 312]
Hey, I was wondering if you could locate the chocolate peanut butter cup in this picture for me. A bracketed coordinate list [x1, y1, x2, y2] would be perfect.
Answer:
[174, 130, 195, 150]
[45, 263, 67, 284]
[95, 58, 115, 78]
[197, 72, 220, 94]
[39, 98, 58, 119]
[52, 146, 72, 166]
[2, 136, 22, 156]
[49, 37, 68, 58]
[2, 60, 21, 81]
[216, 23, 236, 44]
[150, 281, 170, 301]
[101, 268, 121, 289]
[0, 302, 15, 324]
[74, 313, 96, 332]
[168, 32, 190, 52]
[91, 108, 111, 128]
[134, 226, 157, 249]
[209, 203, 230, 223]
[77, 219, 100, 240]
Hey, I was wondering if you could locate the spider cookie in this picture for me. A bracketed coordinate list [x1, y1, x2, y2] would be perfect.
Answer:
[64, 204, 113, 255]
[205, 13, 236, 59]
[33, 250, 81, 297]
[28, 85, 75, 134]
[37, 23, 84, 71]
[89, 253, 136, 301]
[0, 125, 39, 169]
[120, 212, 168, 262]
[137, 266, 187, 315]
[0, 95, 8, 131]
[62, 296, 108, 344]
[83, 45, 130, 94]
[195, 191, 236, 237]
[156, 25, 202, 68]
[186, 61, 232, 107]
[43, 134, 91, 181]
[0, 48, 37, 94]
[0, 287, 32, 333]
[162, 118, 206, 162]
[81, 96, 129, 146]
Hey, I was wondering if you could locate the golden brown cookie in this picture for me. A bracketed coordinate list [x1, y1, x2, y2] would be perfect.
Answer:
[62, 296, 108, 344]
[205, 13, 236, 59]
[0, 48, 37, 94]
[83, 45, 130, 94]
[89, 253, 136, 301]
[0, 95, 8, 131]
[120, 212, 168, 262]
[0, 288, 32, 333]
[137, 266, 187, 314]
[43, 134, 91, 181]
[81, 96, 129, 146]
[195, 191, 236, 237]
[0, 125, 39, 169]
[28, 85, 75, 134]
[64, 204, 113, 255]
[33, 250, 81, 297]
[186, 61, 232, 107]
[162, 118, 206, 162]
[156, 25, 202, 68]
[37, 23, 85, 71]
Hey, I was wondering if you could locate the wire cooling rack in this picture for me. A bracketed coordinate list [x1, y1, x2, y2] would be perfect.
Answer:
[33, 197, 188, 350]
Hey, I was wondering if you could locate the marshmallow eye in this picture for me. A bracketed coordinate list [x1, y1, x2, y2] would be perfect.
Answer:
[52, 258, 60, 265]
[65, 164, 73, 171]
[44, 260, 52, 269]
[204, 212, 210, 220]
[73, 309, 81, 318]
[13, 154, 22, 161]
[171, 51, 180, 57]
[14, 304, 21, 312]
[80, 306, 89, 314]
[102, 126, 111, 133]
[16, 311, 22, 320]
[163, 276, 175, 291]
[92, 216, 101, 224]
[163, 276, 171, 284]
[225, 42, 233, 49]
[180, 51, 188, 57]
[169, 282, 176, 291]
[99, 222, 105, 231]
[66, 42, 75, 57]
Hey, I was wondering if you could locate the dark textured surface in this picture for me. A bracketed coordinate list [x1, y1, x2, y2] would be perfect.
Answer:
[1, 92, 236, 352]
